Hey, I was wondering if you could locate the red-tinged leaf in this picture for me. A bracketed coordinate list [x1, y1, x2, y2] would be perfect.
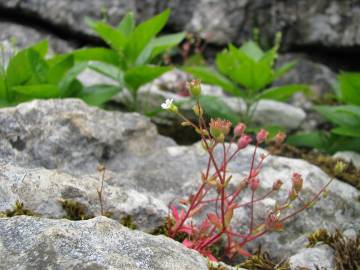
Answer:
[272, 221, 284, 232]
[171, 206, 179, 220]
[236, 247, 252, 257]
[207, 213, 222, 229]
[178, 226, 194, 235]
[224, 205, 236, 227]
[189, 205, 203, 217]
[182, 239, 193, 248]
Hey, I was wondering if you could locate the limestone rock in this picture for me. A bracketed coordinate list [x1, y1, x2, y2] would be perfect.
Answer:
[289, 245, 336, 270]
[0, 216, 209, 270]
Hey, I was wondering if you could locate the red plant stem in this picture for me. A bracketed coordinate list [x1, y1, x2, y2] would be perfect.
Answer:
[279, 177, 334, 223]
[248, 143, 258, 237]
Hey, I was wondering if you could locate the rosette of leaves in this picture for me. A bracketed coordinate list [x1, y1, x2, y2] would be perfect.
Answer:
[288, 72, 360, 154]
[0, 40, 89, 107]
[71, 9, 185, 110]
[184, 34, 308, 125]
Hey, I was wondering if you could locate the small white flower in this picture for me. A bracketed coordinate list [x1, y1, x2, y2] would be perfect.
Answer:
[161, 98, 174, 110]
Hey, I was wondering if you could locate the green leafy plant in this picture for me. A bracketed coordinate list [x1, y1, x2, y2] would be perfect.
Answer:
[71, 9, 185, 110]
[184, 34, 308, 125]
[288, 72, 360, 154]
[0, 40, 93, 107]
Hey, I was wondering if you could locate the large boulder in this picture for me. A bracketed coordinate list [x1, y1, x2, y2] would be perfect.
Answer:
[0, 21, 74, 53]
[1, 0, 359, 48]
[0, 216, 209, 270]
[0, 99, 358, 261]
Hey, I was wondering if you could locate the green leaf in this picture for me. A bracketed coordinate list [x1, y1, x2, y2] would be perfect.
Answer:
[27, 49, 49, 84]
[47, 55, 74, 84]
[58, 62, 88, 97]
[259, 47, 278, 67]
[6, 49, 34, 89]
[230, 61, 273, 91]
[124, 65, 170, 91]
[137, 32, 185, 65]
[86, 18, 127, 51]
[287, 131, 329, 150]
[0, 72, 8, 100]
[255, 84, 309, 101]
[331, 126, 360, 137]
[215, 49, 240, 77]
[88, 61, 123, 82]
[239, 41, 264, 61]
[125, 9, 170, 64]
[274, 60, 297, 80]
[117, 12, 135, 36]
[183, 66, 242, 97]
[78, 84, 120, 106]
[199, 95, 240, 125]
[12, 84, 61, 98]
[315, 105, 360, 127]
[28, 39, 49, 58]
[72, 48, 120, 66]
[338, 72, 360, 105]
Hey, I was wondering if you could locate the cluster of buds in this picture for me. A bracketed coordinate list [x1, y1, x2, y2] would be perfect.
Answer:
[209, 118, 232, 142]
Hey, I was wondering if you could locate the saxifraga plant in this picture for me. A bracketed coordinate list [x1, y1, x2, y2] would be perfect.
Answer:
[70, 9, 185, 110]
[161, 80, 336, 262]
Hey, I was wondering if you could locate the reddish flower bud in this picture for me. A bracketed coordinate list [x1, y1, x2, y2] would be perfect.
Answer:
[234, 123, 246, 137]
[265, 212, 283, 232]
[274, 131, 286, 145]
[237, 135, 252, 149]
[209, 118, 232, 142]
[272, 179, 283, 191]
[256, 129, 269, 144]
[250, 169, 260, 178]
[249, 177, 260, 191]
[292, 173, 303, 192]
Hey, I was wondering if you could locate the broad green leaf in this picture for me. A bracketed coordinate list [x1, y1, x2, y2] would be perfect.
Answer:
[338, 72, 360, 105]
[315, 105, 360, 127]
[72, 48, 120, 66]
[29, 39, 48, 58]
[335, 105, 360, 119]
[259, 47, 278, 67]
[78, 84, 120, 106]
[27, 49, 49, 84]
[88, 61, 123, 82]
[183, 66, 242, 97]
[58, 62, 88, 96]
[137, 32, 185, 65]
[274, 60, 297, 80]
[47, 55, 74, 84]
[230, 62, 273, 91]
[332, 126, 360, 137]
[86, 18, 127, 51]
[117, 12, 135, 36]
[255, 84, 309, 101]
[287, 131, 328, 150]
[12, 84, 60, 98]
[125, 9, 170, 64]
[199, 95, 240, 125]
[124, 65, 170, 91]
[215, 50, 239, 77]
[6, 49, 33, 90]
[239, 41, 264, 61]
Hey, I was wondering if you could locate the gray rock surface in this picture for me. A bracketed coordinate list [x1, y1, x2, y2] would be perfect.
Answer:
[0, 162, 168, 231]
[289, 245, 336, 270]
[1, 0, 359, 48]
[0, 216, 209, 270]
[0, 99, 359, 260]
[0, 21, 74, 53]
